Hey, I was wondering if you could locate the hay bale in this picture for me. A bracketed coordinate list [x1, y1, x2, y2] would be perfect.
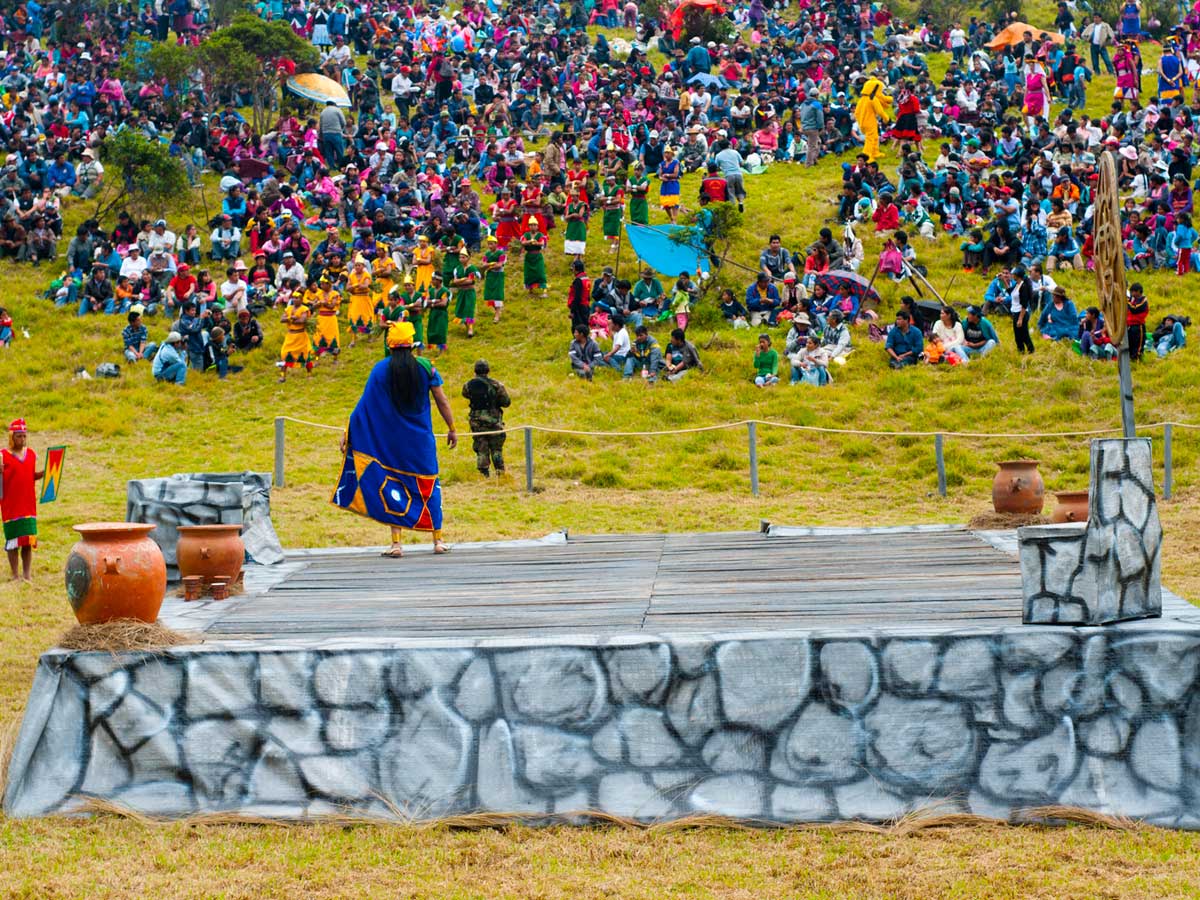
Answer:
[55, 619, 196, 653]
[966, 511, 1050, 530]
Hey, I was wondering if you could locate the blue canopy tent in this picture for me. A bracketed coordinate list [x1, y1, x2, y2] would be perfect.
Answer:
[624, 223, 711, 277]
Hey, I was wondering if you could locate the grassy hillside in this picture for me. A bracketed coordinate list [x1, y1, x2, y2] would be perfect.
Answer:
[3, 28, 1200, 897]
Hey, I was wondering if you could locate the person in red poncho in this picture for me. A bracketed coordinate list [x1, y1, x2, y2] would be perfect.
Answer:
[1, 419, 44, 582]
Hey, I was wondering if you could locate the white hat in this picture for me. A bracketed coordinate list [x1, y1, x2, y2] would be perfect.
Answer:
[166, 331, 183, 343]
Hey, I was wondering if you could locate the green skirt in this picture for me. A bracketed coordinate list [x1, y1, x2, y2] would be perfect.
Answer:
[603, 207, 623, 237]
[426, 308, 449, 345]
[524, 252, 546, 288]
[454, 289, 477, 323]
[484, 272, 505, 303]
[629, 197, 649, 225]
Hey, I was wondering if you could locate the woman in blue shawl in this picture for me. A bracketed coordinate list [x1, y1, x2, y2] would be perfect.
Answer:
[333, 321, 457, 557]
[1158, 42, 1187, 102]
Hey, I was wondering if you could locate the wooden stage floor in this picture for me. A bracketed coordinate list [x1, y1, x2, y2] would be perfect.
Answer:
[192, 527, 1185, 641]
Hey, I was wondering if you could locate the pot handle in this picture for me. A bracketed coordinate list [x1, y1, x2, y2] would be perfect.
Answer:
[104, 556, 121, 574]
[200, 547, 211, 560]
[1010, 477, 1024, 492]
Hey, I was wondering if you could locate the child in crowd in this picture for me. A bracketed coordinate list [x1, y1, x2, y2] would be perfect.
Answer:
[1175, 213, 1197, 275]
[0, 306, 12, 347]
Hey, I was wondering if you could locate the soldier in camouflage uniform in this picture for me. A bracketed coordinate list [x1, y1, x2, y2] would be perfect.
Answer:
[461, 359, 511, 477]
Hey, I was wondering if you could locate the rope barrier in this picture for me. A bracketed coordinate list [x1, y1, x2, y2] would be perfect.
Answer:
[276, 415, 1198, 441]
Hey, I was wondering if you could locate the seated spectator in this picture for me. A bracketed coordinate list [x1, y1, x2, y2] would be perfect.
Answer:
[168, 264, 198, 310]
[962, 305, 1000, 357]
[147, 219, 176, 255]
[206, 326, 242, 379]
[1078, 306, 1116, 359]
[1, 213, 30, 260]
[790, 333, 832, 385]
[79, 262, 114, 316]
[1046, 226, 1083, 272]
[960, 229, 986, 272]
[753, 333, 779, 386]
[631, 268, 665, 318]
[932, 306, 969, 363]
[233, 309, 264, 351]
[822, 309, 853, 358]
[1038, 286, 1078, 340]
[1153, 315, 1188, 357]
[176, 224, 203, 266]
[25, 214, 56, 265]
[210, 214, 242, 261]
[601, 315, 630, 371]
[219, 265, 249, 313]
[886, 310, 923, 367]
[718, 287, 749, 327]
[120, 244, 148, 282]
[872, 192, 900, 232]
[624, 324, 664, 381]
[178, 299, 209, 370]
[122, 311, 156, 363]
[663, 328, 703, 382]
[745, 273, 781, 326]
[569, 323, 603, 379]
[152, 331, 187, 384]
[759, 234, 795, 280]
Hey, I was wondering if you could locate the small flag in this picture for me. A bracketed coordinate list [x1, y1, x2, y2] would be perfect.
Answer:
[40, 446, 66, 504]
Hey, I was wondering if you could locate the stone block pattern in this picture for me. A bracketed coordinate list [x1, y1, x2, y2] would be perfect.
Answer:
[7, 630, 1200, 827]
[126, 473, 285, 579]
[1020, 439, 1162, 625]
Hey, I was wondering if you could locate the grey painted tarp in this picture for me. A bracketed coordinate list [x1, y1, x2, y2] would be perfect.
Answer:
[6, 628, 1200, 826]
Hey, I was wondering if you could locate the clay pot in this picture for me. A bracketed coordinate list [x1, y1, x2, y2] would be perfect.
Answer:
[176, 524, 245, 585]
[64, 523, 167, 625]
[210, 580, 230, 601]
[992, 460, 1045, 515]
[1051, 490, 1090, 524]
[181, 575, 203, 602]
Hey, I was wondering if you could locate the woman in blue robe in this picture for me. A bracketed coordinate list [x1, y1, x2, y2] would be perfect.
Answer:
[1158, 43, 1187, 102]
[332, 321, 458, 557]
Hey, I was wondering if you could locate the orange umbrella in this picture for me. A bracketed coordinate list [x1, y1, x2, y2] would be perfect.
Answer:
[984, 22, 1065, 50]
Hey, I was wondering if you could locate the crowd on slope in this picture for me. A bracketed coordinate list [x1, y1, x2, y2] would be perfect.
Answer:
[0, 0, 1190, 387]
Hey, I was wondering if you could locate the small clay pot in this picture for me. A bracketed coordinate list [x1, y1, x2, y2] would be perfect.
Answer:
[210, 580, 230, 601]
[182, 575, 203, 602]
[1052, 490, 1090, 524]
[176, 524, 245, 585]
[64, 523, 167, 625]
[992, 460, 1045, 515]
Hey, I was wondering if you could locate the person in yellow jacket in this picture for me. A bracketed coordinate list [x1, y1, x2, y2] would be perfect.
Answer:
[854, 75, 893, 163]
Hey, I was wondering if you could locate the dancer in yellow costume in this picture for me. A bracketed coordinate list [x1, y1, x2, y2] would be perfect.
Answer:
[346, 254, 375, 348]
[412, 234, 435, 292]
[854, 75, 893, 163]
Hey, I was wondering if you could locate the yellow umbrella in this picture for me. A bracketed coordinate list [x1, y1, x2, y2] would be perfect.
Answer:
[286, 73, 351, 108]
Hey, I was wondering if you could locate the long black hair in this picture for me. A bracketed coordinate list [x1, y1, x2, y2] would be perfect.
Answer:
[386, 346, 424, 413]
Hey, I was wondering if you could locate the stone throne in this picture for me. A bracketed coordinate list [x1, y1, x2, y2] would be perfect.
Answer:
[1018, 438, 1162, 626]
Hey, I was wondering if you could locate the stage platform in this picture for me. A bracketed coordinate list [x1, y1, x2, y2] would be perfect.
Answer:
[6, 526, 1200, 827]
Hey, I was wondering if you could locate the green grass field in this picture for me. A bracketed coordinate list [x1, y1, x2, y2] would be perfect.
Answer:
[4, 27, 1200, 899]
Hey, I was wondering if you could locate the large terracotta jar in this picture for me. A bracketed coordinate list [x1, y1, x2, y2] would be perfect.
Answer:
[992, 460, 1045, 515]
[176, 524, 245, 584]
[64, 523, 167, 624]
[1051, 490, 1089, 524]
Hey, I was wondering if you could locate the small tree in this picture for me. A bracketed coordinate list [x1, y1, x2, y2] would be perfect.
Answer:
[93, 129, 191, 220]
[197, 13, 319, 134]
[671, 202, 743, 296]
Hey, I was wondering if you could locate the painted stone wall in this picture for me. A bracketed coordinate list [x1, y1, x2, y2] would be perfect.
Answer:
[126, 473, 285, 579]
[7, 629, 1200, 826]
[1020, 439, 1162, 625]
